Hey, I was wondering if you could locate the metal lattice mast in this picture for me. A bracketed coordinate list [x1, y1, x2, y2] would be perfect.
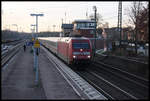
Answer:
[118, 1, 122, 47]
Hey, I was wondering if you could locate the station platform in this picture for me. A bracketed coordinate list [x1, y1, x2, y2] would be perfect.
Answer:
[1, 45, 82, 99]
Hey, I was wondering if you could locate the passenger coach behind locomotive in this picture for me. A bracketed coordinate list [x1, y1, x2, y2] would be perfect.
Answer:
[38, 37, 92, 65]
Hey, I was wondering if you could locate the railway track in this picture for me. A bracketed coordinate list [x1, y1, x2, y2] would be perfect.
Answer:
[111, 55, 149, 64]
[95, 54, 149, 79]
[41, 43, 149, 99]
[2, 39, 22, 44]
[94, 61, 149, 87]
[70, 54, 149, 99]
[2, 40, 25, 54]
[1, 41, 25, 67]
[76, 70, 137, 99]
[74, 62, 149, 99]
[41, 45, 107, 100]
[94, 61, 148, 97]
[96, 53, 148, 65]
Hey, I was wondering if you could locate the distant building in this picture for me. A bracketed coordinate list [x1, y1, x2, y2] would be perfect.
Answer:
[104, 27, 119, 41]
[104, 27, 133, 41]
[71, 19, 95, 38]
[61, 24, 74, 37]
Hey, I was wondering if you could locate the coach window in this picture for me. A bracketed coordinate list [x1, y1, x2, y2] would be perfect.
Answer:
[81, 23, 84, 28]
[90, 30, 94, 34]
[77, 23, 81, 29]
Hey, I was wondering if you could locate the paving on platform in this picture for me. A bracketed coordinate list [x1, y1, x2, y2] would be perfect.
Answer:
[2, 46, 46, 99]
[1, 45, 81, 99]
[38, 47, 81, 99]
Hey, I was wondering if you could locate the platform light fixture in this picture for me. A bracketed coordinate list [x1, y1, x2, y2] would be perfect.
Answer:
[30, 13, 44, 38]
[12, 24, 18, 32]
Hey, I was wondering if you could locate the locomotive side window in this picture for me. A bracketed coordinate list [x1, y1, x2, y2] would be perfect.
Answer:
[72, 43, 90, 49]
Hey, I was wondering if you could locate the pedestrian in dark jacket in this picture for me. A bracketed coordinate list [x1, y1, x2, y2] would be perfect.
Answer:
[23, 44, 26, 52]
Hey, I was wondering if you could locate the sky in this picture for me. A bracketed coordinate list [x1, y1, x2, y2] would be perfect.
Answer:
[1, 1, 148, 33]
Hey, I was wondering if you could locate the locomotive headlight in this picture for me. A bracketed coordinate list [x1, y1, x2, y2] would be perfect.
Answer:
[87, 55, 91, 58]
[73, 55, 76, 58]
[80, 49, 83, 52]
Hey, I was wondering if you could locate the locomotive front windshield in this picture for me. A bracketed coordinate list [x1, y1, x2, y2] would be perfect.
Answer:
[72, 42, 90, 49]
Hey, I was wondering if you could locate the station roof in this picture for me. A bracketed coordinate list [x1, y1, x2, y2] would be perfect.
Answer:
[73, 19, 95, 23]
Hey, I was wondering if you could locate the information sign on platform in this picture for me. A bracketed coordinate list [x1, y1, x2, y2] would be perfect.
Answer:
[34, 39, 40, 48]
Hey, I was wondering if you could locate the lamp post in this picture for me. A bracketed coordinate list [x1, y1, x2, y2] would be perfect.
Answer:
[31, 24, 36, 30]
[93, 6, 97, 57]
[30, 13, 44, 38]
[48, 26, 50, 32]
[30, 13, 43, 86]
[31, 24, 36, 38]
[53, 25, 56, 32]
[12, 24, 18, 32]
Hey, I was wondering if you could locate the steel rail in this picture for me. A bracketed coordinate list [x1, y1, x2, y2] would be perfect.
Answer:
[86, 70, 138, 99]
[2, 43, 24, 67]
[41, 45, 107, 100]
[94, 61, 149, 88]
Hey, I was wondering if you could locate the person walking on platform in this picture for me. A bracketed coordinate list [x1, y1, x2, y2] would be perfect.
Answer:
[23, 44, 26, 52]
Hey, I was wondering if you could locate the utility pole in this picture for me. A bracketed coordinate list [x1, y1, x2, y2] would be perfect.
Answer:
[93, 6, 97, 57]
[9, 25, 11, 31]
[12, 24, 18, 32]
[65, 12, 66, 23]
[20, 27, 22, 32]
[48, 26, 50, 32]
[62, 18, 63, 24]
[30, 13, 44, 38]
[86, 8, 88, 19]
[61, 19, 64, 37]
[53, 25, 56, 32]
[117, 1, 122, 55]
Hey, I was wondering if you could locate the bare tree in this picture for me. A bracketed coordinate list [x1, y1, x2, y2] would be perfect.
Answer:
[89, 13, 104, 28]
[137, 3, 149, 42]
[126, 1, 148, 54]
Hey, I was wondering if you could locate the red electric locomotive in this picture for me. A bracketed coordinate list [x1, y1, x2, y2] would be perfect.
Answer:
[57, 37, 92, 64]
[38, 37, 92, 65]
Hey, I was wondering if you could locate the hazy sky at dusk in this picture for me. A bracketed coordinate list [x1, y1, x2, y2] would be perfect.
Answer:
[2, 1, 147, 32]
